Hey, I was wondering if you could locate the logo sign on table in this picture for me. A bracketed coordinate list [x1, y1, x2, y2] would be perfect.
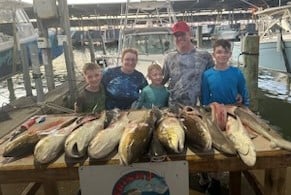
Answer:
[78, 161, 189, 195]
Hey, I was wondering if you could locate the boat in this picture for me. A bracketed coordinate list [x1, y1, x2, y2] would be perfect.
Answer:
[71, 29, 103, 47]
[0, 0, 63, 81]
[211, 23, 241, 41]
[112, 0, 176, 74]
[101, 26, 120, 47]
[232, 4, 291, 73]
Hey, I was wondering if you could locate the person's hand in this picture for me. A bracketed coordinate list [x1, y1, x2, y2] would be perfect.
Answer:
[236, 94, 243, 105]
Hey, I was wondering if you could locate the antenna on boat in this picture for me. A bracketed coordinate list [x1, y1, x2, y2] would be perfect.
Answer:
[239, 0, 260, 9]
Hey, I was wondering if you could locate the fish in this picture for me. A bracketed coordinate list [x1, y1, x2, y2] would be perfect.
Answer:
[225, 114, 256, 166]
[34, 115, 96, 164]
[148, 128, 167, 162]
[3, 117, 76, 157]
[180, 106, 212, 151]
[127, 109, 151, 123]
[200, 108, 236, 155]
[64, 112, 106, 158]
[118, 109, 155, 165]
[156, 110, 185, 153]
[234, 106, 291, 151]
[209, 102, 227, 131]
[88, 111, 129, 159]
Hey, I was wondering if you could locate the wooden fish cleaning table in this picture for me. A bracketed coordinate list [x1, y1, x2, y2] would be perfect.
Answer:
[0, 115, 291, 195]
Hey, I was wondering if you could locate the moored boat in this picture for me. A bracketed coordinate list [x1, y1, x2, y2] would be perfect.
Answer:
[0, 0, 63, 81]
[104, 0, 177, 74]
[232, 4, 291, 73]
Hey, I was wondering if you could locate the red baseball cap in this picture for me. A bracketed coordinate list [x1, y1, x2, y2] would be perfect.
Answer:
[172, 21, 190, 34]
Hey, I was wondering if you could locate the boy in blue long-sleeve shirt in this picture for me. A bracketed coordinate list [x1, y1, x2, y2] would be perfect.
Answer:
[201, 39, 249, 106]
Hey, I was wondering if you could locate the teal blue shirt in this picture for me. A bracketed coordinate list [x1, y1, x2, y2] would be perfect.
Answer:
[135, 85, 170, 109]
[201, 66, 249, 106]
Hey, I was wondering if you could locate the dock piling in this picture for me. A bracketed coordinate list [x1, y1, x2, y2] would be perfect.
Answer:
[242, 35, 259, 112]
[20, 44, 33, 97]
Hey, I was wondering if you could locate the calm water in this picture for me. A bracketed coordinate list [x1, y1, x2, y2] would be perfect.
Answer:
[0, 45, 290, 140]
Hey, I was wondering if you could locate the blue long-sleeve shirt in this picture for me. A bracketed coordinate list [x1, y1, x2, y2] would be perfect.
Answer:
[201, 66, 249, 106]
[102, 66, 148, 110]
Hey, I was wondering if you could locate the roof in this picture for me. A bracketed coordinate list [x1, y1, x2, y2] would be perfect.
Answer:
[123, 27, 172, 35]
[24, 0, 291, 18]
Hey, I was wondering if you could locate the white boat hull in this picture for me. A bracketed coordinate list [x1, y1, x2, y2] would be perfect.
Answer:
[232, 36, 291, 73]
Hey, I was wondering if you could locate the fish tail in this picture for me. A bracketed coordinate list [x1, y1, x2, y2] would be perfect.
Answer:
[273, 138, 291, 151]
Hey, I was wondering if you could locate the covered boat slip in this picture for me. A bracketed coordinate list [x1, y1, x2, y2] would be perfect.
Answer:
[0, 114, 291, 195]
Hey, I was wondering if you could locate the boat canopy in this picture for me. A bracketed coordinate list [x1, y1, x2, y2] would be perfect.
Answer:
[123, 28, 174, 55]
[255, 4, 291, 38]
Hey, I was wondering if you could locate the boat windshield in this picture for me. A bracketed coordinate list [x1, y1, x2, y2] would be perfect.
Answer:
[0, 9, 35, 38]
[123, 33, 174, 55]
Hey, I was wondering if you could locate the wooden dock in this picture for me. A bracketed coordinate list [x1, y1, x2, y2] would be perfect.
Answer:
[0, 114, 291, 195]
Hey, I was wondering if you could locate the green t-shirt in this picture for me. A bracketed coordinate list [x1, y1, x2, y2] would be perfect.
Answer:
[75, 84, 105, 113]
[135, 84, 169, 109]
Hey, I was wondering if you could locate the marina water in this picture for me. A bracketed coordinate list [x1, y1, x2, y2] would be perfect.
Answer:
[0, 45, 290, 140]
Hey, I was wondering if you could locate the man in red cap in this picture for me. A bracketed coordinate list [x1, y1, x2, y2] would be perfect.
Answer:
[162, 21, 214, 107]
[162, 21, 219, 194]
[171, 21, 192, 52]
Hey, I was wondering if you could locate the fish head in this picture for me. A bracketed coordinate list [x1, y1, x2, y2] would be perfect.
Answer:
[209, 102, 227, 130]
[225, 114, 239, 133]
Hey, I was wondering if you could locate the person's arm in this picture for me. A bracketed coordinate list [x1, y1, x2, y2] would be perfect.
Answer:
[162, 58, 170, 85]
[201, 72, 210, 106]
[133, 90, 146, 109]
[141, 76, 148, 89]
[101, 67, 111, 87]
[74, 97, 83, 113]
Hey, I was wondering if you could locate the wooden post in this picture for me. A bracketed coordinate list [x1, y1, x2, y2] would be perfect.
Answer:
[40, 28, 55, 91]
[229, 171, 241, 195]
[43, 180, 59, 195]
[196, 26, 203, 48]
[7, 78, 16, 102]
[242, 35, 259, 112]
[59, 0, 77, 107]
[20, 44, 33, 96]
[29, 43, 45, 103]
[264, 168, 287, 195]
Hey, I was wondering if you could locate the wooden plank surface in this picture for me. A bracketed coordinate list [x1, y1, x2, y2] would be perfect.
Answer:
[0, 114, 291, 195]
[0, 113, 291, 173]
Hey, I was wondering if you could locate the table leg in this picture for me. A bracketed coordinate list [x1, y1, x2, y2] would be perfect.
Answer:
[264, 168, 287, 195]
[0, 184, 2, 195]
[229, 171, 241, 195]
[43, 180, 59, 195]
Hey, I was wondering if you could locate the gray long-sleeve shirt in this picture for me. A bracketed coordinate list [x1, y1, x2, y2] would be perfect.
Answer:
[162, 48, 214, 107]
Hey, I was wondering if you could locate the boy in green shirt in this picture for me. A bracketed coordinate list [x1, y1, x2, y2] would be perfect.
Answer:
[74, 62, 105, 113]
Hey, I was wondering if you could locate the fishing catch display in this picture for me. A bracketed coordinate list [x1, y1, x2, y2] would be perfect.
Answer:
[1, 103, 291, 167]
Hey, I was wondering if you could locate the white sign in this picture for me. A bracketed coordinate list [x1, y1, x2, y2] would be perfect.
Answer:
[79, 161, 189, 195]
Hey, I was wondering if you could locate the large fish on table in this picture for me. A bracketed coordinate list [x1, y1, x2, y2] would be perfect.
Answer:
[64, 112, 106, 158]
[148, 127, 167, 162]
[200, 108, 236, 155]
[233, 106, 291, 151]
[180, 106, 212, 151]
[118, 109, 155, 165]
[225, 114, 256, 166]
[34, 115, 97, 164]
[156, 110, 185, 153]
[3, 117, 76, 157]
[88, 111, 129, 159]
